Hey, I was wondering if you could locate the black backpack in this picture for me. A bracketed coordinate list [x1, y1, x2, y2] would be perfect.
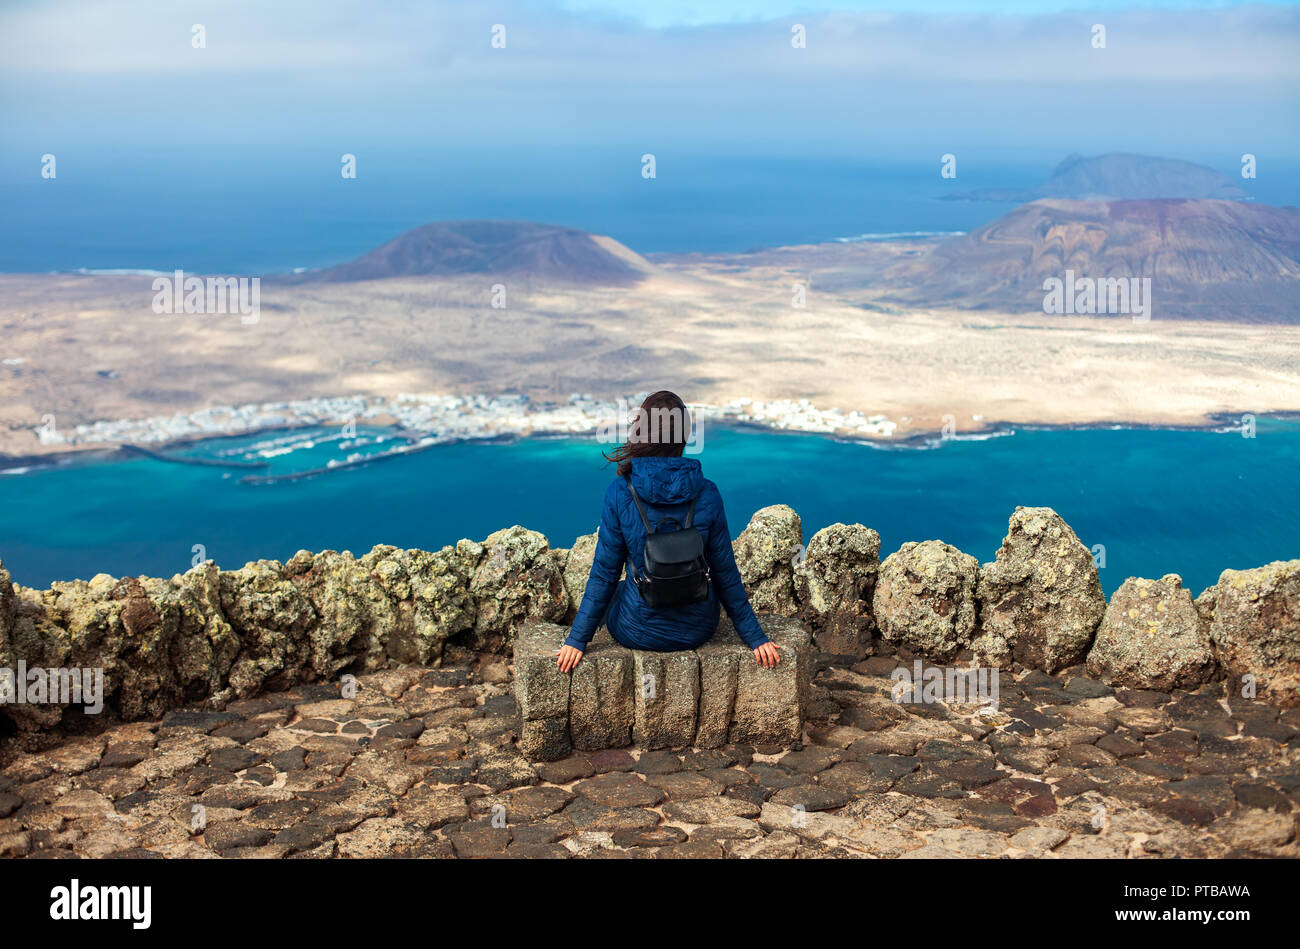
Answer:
[624, 476, 711, 609]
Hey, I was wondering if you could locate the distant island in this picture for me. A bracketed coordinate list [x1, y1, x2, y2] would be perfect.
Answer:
[2, 159, 1299, 462]
[944, 152, 1248, 202]
[881, 198, 1300, 323]
[280, 220, 653, 287]
[686, 196, 1300, 324]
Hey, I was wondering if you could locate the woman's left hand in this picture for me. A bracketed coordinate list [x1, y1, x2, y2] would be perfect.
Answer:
[753, 642, 782, 669]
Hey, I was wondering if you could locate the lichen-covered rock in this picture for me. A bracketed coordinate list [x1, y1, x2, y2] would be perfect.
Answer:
[466, 527, 567, 652]
[0, 528, 564, 729]
[973, 507, 1105, 673]
[1208, 560, 1300, 708]
[1086, 575, 1215, 691]
[733, 504, 802, 615]
[48, 575, 177, 720]
[219, 559, 318, 696]
[0, 559, 13, 669]
[873, 541, 979, 661]
[561, 531, 599, 623]
[1, 569, 210, 726]
[12, 578, 102, 726]
[170, 561, 240, 702]
[355, 544, 475, 665]
[795, 523, 881, 658]
[108, 575, 184, 719]
[404, 545, 478, 660]
[3, 584, 69, 729]
[1194, 585, 1218, 630]
[349, 545, 409, 667]
[285, 550, 375, 673]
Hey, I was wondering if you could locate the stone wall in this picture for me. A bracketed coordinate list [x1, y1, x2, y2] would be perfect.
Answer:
[0, 529, 570, 731]
[1, 504, 1298, 733]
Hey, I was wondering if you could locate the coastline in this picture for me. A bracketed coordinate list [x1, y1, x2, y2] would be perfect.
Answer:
[6, 260, 1300, 471]
[2, 392, 1292, 477]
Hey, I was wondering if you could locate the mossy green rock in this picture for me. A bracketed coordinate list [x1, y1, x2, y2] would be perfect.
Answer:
[795, 522, 881, 658]
[1208, 560, 1300, 708]
[873, 540, 979, 661]
[733, 504, 802, 615]
[561, 531, 600, 623]
[466, 526, 567, 652]
[1087, 574, 1215, 691]
[974, 507, 1105, 673]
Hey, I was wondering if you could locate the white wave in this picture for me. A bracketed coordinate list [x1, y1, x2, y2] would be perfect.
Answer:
[833, 230, 965, 243]
[944, 429, 1016, 442]
[836, 427, 1015, 451]
[71, 268, 171, 276]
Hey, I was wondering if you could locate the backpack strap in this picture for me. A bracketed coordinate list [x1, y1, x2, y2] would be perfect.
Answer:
[626, 475, 699, 529]
[624, 476, 654, 533]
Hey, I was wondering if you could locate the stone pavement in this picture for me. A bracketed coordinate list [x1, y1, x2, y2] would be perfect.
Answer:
[2, 642, 1297, 859]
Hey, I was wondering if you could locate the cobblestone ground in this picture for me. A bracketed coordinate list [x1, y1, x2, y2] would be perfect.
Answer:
[2, 650, 1298, 859]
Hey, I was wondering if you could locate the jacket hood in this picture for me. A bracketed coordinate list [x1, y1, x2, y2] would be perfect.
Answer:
[627, 456, 704, 505]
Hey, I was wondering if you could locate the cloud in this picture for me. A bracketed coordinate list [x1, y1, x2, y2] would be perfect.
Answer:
[0, 1, 1294, 154]
[1, 0, 1296, 82]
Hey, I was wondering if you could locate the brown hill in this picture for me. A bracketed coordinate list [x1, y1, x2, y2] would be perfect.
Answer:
[882, 199, 1300, 322]
[286, 220, 654, 286]
[945, 153, 1247, 202]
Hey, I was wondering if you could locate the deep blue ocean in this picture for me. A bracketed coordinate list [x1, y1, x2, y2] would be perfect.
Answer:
[1, 421, 1296, 594]
[2, 147, 1297, 272]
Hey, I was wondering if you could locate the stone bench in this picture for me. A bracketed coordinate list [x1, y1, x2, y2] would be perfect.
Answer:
[513, 616, 812, 761]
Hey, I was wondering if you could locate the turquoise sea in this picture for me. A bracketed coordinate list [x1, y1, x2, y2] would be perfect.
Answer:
[4, 147, 1297, 274]
[1, 420, 1296, 595]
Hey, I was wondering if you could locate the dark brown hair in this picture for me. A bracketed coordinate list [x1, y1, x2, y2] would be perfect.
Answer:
[604, 390, 691, 477]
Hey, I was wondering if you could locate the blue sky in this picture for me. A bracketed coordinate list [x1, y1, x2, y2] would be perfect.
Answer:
[561, 0, 1300, 28]
[0, 0, 1296, 157]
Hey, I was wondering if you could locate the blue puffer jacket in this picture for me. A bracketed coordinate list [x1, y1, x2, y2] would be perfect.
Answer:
[565, 456, 770, 652]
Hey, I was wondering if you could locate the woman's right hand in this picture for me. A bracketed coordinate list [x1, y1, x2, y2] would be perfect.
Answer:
[555, 644, 584, 673]
[753, 642, 782, 669]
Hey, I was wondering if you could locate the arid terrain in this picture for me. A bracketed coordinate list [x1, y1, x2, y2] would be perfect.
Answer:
[2, 204, 1299, 460]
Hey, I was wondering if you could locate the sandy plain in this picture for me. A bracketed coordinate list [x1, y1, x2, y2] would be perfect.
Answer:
[1, 239, 1298, 459]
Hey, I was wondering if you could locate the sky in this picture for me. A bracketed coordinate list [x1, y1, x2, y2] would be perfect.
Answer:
[561, 0, 1299, 27]
[0, 0, 1296, 157]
